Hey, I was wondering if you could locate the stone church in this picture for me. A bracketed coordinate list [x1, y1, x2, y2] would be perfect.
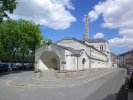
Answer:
[35, 15, 112, 72]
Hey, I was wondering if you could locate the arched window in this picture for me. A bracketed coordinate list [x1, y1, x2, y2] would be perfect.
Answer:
[100, 45, 103, 52]
[82, 58, 86, 64]
[82, 58, 86, 69]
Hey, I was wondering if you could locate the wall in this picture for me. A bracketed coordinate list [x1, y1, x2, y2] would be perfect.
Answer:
[124, 53, 132, 66]
[78, 51, 90, 70]
[57, 39, 109, 69]
[64, 50, 78, 70]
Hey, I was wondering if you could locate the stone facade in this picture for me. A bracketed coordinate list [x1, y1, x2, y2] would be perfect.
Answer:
[34, 15, 112, 77]
[35, 37, 111, 75]
[57, 38, 110, 68]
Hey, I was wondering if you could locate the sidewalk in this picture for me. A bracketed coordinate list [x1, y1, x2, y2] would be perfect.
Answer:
[7, 68, 118, 88]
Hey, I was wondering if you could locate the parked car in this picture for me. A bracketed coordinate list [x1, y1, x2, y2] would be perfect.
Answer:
[26, 63, 34, 71]
[11, 63, 22, 72]
[21, 63, 34, 71]
[0, 63, 10, 72]
[128, 72, 133, 88]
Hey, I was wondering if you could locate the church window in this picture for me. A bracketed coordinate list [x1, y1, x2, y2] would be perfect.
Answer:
[100, 45, 103, 52]
[82, 58, 86, 69]
[82, 58, 86, 64]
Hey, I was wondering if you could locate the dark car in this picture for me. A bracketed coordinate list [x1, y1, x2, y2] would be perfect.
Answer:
[128, 72, 133, 88]
[11, 63, 21, 72]
[0, 63, 9, 72]
[21, 63, 34, 71]
[25, 63, 34, 71]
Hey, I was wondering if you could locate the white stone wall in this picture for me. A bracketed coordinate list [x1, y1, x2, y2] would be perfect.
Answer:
[57, 39, 109, 69]
[90, 48, 107, 62]
[64, 50, 90, 70]
[91, 60, 107, 68]
[88, 41, 110, 55]
[37, 59, 49, 70]
[78, 51, 90, 70]
[89, 42, 105, 52]
[64, 50, 78, 70]
[89, 47, 108, 68]
[88, 41, 111, 68]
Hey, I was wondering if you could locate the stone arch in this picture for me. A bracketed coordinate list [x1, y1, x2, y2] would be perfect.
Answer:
[40, 51, 60, 70]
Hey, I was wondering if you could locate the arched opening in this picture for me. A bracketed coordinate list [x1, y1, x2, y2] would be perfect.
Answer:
[40, 51, 60, 70]
[82, 58, 86, 69]
[100, 45, 103, 52]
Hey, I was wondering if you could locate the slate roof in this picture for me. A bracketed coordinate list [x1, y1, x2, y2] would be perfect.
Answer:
[51, 43, 83, 56]
[86, 39, 108, 43]
[56, 37, 93, 48]
[118, 50, 133, 56]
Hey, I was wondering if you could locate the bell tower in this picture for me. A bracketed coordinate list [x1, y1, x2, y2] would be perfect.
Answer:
[83, 15, 89, 41]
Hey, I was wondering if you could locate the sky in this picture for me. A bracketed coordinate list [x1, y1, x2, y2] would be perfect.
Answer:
[7, 0, 133, 54]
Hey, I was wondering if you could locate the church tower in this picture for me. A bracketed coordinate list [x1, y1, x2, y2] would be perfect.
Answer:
[83, 15, 89, 41]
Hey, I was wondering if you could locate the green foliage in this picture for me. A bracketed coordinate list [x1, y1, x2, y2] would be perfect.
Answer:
[0, 0, 17, 22]
[0, 52, 34, 62]
[0, 19, 20, 54]
[0, 19, 45, 63]
[40, 38, 52, 46]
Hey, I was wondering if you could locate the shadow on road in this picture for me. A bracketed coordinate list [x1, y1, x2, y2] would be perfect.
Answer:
[103, 84, 128, 100]
[0, 71, 24, 78]
[0, 72, 11, 78]
[103, 84, 129, 100]
[115, 85, 128, 100]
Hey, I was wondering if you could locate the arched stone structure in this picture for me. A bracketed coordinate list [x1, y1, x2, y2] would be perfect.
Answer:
[35, 44, 66, 71]
[40, 51, 60, 70]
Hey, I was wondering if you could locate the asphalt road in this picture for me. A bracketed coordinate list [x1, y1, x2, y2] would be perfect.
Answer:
[0, 69, 129, 100]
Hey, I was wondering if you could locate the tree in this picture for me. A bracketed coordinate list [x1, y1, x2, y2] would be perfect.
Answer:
[17, 19, 44, 65]
[0, 0, 17, 22]
[40, 38, 52, 46]
[0, 19, 45, 66]
[0, 19, 21, 66]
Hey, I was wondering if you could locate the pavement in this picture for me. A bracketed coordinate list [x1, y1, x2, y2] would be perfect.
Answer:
[6, 68, 117, 88]
[0, 68, 132, 100]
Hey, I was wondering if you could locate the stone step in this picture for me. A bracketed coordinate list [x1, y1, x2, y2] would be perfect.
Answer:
[39, 69, 58, 77]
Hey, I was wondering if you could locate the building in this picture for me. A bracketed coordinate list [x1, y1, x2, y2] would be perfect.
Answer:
[118, 50, 133, 68]
[35, 15, 112, 73]
[110, 52, 118, 68]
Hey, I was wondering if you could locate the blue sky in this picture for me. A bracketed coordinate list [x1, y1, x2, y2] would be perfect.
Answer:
[39, 0, 122, 54]
[8, 0, 133, 54]
[40, 0, 106, 41]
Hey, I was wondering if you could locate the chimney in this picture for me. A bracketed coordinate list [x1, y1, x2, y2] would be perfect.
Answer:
[83, 15, 89, 41]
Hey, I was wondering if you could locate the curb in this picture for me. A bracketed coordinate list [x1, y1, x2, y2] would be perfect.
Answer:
[6, 69, 117, 88]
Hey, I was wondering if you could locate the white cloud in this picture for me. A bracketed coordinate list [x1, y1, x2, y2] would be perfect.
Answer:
[88, 0, 133, 48]
[109, 37, 133, 48]
[93, 33, 104, 39]
[7, 0, 76, 30]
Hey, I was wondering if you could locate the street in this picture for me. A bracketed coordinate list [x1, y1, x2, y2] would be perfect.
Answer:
[0, 68, 131, 100]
